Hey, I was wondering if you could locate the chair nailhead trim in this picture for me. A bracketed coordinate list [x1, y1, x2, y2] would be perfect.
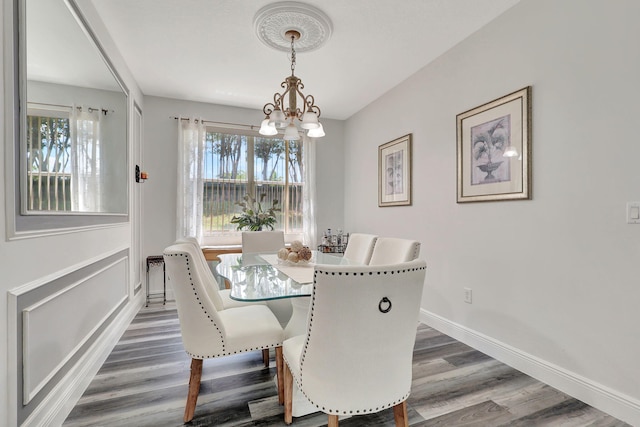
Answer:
[166, 251, 283, 360]
[284, 360, 411, 417]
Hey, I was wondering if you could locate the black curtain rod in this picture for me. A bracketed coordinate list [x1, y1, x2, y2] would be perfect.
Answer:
[30, 102, 113, 115]
[171, 116, 259, 131]
[81, 106, 112, 115]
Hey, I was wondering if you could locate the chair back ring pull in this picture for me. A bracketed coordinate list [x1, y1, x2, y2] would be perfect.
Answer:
[378, 297, 392, 313]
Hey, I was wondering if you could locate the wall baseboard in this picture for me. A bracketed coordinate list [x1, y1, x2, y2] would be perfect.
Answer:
[22, 294, 144, 427]
[419, 309, 640, 426]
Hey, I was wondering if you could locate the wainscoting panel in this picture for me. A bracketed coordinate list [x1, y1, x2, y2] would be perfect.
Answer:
[9, 249, 130, 426]
[22, 257, 127, 404]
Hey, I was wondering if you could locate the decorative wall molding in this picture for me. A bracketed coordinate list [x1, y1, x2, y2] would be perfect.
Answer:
[22, 257, 128, 404]
[419, 309, 640, 426]
[8, 245, 129, 295]
[21, 293, 144, 427]
[8, 249, 131, 425]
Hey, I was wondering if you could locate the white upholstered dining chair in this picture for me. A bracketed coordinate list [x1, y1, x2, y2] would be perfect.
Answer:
[163, 242, 285, 422]
[282, 259, 427, 426]
[176, 237, 274, 367]
[241, 230, 285, 254]
[368, 237, 421, 265]
[175, 237, 267, 309]
[342, 233, 378, 264]
[241, 230, 292, 327]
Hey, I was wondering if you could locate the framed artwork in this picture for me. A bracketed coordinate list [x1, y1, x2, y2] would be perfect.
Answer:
[379, 134, 412, 207]
[457, 86, 531, 203]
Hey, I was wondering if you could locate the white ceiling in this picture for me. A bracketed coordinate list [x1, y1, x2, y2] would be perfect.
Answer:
[85, 0, 521, 120]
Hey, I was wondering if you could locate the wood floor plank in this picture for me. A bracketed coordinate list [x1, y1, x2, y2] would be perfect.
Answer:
[492, 381, 574, 420]
[419, 400, 513, 426]
[412, 357, 458, 380]
[410, 365, 538, 421]
[443, 349, 494, 368]
[63, 303, 631, 426]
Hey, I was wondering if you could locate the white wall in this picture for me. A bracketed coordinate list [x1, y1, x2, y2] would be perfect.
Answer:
[1, 0, 145, 424]
[141, 95, 345, 263]
[344, 0, 640, 423]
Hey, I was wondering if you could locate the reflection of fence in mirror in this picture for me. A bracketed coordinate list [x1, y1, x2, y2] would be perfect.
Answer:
[24, 0, 128, 215]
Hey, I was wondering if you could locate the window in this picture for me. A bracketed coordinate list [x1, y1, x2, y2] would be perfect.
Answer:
[25, 104, 103, 213]
[26, 105, 73, 211]
[201, 128, 304, 244]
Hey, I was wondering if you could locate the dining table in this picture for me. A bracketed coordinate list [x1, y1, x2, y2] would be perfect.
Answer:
[215, 251, 355, 297]
[215, 250, 359, 418]
[215, 250, 357, 338]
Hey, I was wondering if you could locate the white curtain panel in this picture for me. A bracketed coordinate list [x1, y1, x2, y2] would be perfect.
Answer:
[71, 106, 101, 212]
[302, 135, 317, 248]
[177, 118, 205, 241]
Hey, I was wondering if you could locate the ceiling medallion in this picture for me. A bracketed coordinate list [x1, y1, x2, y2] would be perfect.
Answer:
[253, 2, 333, 53]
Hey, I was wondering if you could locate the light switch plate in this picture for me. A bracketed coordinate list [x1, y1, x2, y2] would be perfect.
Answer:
[627, 202, 640, 224]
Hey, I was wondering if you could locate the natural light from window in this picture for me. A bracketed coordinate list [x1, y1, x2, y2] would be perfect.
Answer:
[201, 128, 304, 244]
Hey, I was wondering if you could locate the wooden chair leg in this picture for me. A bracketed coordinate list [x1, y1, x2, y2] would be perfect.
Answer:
[328, 414, 339, 427]
[184, 358, 203, 423]
[262, 348, 270, 367]
[284, 362, 293, 424]
[276, 346, 284, 405]
[393, 401, 408, 427]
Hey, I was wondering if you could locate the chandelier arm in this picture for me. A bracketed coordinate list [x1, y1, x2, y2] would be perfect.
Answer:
[279, 84, 295, 117]
[262, 102, 276, 116]
[273, 92, 283, 106]
[303, 95, 321, 119]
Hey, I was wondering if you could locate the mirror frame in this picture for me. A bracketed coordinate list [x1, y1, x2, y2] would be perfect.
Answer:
[6, 0, 130, 237]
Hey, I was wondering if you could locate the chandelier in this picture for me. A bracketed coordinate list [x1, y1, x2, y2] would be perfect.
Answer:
[258, 30, 325, 140]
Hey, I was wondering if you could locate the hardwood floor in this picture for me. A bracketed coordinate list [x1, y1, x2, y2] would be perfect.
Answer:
[63, 303, 630, 426]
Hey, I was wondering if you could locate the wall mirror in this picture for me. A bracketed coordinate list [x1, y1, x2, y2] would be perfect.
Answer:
[15, 0, 128, 231]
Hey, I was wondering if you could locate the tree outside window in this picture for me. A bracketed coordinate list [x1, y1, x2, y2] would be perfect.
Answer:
[201, 129, 304, 239]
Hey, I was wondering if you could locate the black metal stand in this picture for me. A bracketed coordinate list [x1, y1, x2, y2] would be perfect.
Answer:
[146, 255, 166, 306]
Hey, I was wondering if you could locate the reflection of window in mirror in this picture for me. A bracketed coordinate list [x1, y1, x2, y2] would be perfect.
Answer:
[27, 103, 109, 213]
[26, 104, 72, 211]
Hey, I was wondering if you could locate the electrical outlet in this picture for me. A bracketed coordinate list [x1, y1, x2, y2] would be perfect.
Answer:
[464, 288, 472, 304]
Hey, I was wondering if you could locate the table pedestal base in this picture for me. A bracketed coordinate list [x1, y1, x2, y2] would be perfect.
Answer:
[284, 297, 311, 339]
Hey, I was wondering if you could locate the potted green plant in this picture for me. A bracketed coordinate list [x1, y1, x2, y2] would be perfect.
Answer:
[230, 193, 280, 231]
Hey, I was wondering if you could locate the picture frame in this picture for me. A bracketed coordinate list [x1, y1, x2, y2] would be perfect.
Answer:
[379, 134, 412, 207]
[457, 86, 531, 203]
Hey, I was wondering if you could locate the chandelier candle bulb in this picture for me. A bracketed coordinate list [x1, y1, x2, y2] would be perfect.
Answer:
[259, 118, 278, 135]
[307, 123, 325, 138]
[301, 111, 319, 129]
[269, 108, 287, 128]
[283, 122, 300, 141]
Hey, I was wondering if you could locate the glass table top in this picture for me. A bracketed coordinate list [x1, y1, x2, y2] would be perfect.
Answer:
[216, 251, 354, 301]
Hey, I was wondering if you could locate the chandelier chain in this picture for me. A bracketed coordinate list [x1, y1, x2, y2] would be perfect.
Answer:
[290, 34, 297, 75]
